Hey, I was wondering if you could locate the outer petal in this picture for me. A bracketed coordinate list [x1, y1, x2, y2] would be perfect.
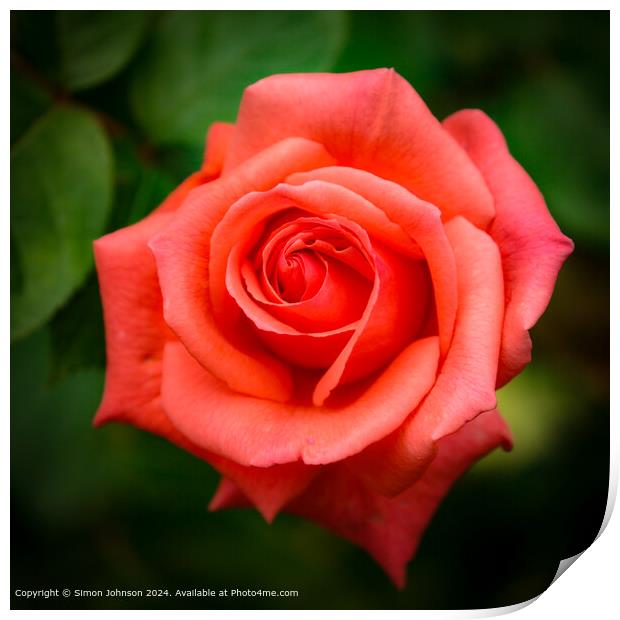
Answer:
[149, 138, 336, 403]
[214, 410, 512, 587]
[443, 109, 574, 387]
[207, 463, 321, 524]
[348, 217, 506, 495]
[225, 69, 495, 227]
[94, 211, 175, 429]
[160, 336, 440, 467]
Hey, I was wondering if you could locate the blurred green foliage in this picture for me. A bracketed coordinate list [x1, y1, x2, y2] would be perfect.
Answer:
[11, 106, 112, 339]
[11, 10, 608, 610]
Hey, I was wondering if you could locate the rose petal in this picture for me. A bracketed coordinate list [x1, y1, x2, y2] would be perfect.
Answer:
[149, 138, 337, 403]
[225, 69, 494, 227]
[443, 109, 574, 387]
[348, 216, 505, 496]
[160, 335, 440, 467]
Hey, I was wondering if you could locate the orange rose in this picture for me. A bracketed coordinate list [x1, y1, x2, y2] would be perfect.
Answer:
[94, 69, 573, 586]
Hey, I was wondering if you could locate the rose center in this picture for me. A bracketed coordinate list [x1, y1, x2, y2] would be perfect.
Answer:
[276, 249, 325, 303]
[259, 215, 374, 309]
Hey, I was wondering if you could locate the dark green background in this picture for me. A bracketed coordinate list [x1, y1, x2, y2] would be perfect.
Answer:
[10, 10, 609, 610]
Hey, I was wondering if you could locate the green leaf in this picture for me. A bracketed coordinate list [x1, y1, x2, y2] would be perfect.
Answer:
[11, 105, 113, 341]
[130, 10, 347, 144]
[56, 10, 148, 91]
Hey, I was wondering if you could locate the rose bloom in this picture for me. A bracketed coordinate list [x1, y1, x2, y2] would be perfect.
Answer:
[94, 69, 573, 586]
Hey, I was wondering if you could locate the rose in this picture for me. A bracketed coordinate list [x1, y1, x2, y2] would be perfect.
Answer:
[93, 69, 573, 587]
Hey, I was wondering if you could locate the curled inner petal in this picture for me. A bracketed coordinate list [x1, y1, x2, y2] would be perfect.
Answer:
[215, 184, 432, 399]
[248, 214, 375, 333]
[226, 212, 377, 371]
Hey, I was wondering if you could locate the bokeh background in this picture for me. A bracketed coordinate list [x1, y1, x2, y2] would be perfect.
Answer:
[10, 10, 609, 610]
